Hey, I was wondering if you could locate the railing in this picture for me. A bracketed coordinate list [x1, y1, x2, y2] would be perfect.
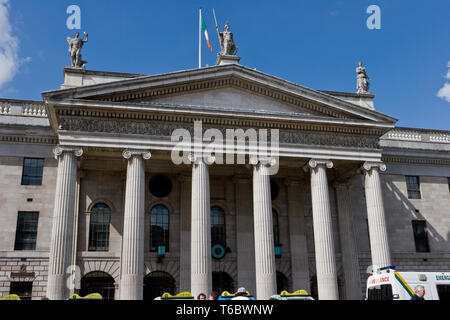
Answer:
[0, 102, 11, 115]
[383, 128, 450, 144]
[0, 100, 47, 117]
[22, 103, 47, 117]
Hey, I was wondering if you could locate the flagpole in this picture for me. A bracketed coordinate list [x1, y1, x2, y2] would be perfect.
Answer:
[199, 8, 202, 68]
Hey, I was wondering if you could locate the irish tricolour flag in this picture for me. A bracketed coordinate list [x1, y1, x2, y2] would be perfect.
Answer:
[201, 11, 212, 51]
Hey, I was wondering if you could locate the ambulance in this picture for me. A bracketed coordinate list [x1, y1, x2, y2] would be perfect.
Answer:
[366, 266, 450, 300]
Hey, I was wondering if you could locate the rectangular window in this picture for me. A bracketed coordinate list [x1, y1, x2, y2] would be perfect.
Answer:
[405, 176, 421, 199]
[412, 220, 430, 253]
[10, 282, 33, 300]
[437, 285, 450, 301]
[21, 158, 44, 185]
[14, 212, 39, 250]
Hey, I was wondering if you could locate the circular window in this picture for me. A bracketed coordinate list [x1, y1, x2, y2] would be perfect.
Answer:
[212, 244, 226, 260]
[270, 180, 279, 200]
[149, 175, 172, 198]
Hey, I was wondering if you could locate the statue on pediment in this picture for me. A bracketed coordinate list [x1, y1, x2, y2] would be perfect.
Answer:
[217, 22, 238, 56]
[67, 32, 88, 68]
[356, 61, 370, 94]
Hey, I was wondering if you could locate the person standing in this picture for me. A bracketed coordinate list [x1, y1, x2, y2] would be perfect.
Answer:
[231, 287, 250, 300]
[411, 286, 426, 300]
[209, 291, 219, 300]
[197, 293, 207, 300]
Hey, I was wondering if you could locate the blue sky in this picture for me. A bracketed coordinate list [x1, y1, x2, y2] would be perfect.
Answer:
[1, 0, 449, 130]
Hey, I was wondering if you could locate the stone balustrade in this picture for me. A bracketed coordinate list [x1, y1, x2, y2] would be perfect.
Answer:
[383, 127, 450, 144]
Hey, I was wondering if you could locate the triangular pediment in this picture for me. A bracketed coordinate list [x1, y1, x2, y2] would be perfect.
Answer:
[144, 86, 322, 116]
[43, 64, 397, 124]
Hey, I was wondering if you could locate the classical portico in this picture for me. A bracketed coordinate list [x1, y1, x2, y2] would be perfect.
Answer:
[42, 63, 397, 300]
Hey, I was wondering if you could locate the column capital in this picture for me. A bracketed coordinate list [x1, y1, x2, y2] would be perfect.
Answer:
[122, 149, 151, 160]
[249, 156, 277, 167]
[188, 153, 215, 165]
[303, 159, 333, 172]
[53, 146, 83, 160]
[361, 161, 386, 173]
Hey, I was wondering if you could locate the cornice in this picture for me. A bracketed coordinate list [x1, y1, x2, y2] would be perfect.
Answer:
[0, 134, 57, 145]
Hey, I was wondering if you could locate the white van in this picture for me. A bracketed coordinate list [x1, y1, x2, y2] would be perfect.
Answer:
[366, 266, 450, 300]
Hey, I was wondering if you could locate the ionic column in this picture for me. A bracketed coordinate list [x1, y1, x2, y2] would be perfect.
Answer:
[251, 157, 277, 300]
[285, 178, 310, 292]
[233, 175, 256, 296]
[335, 182, 362, 300]
[190, 155, 214, 298]
[304, 159, 339, 300]
[47, 146, 83, 300]
[119, 149, 151, 300]
[178, 174, 191, 292]
[362, 162, 391, 269]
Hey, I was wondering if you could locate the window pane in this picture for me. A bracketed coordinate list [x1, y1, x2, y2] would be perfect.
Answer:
[211, 206, 226, 245]
[150, 205, 169, 251]
[14, 212, 39, 251]
[412, 220, 430, 252]
[88, 203, 110, 251]
[21, 158, 44, 186]
[406, 176, 421, 199]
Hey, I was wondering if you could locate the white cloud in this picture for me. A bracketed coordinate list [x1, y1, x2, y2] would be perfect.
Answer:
[437, 83, 450, 103]
[0, 0, 30, 90]
[437, 61, 450, 103]
[446, 61, 450, 80]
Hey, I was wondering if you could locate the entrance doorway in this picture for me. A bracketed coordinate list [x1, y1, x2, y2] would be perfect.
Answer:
[143, 271, 175, 300]
[80, 271, 115, 300]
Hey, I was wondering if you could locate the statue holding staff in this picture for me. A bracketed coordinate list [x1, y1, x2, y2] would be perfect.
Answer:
[213, 9, 238, 56]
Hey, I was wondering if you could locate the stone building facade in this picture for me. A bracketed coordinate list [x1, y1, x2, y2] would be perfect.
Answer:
[0, 63, 449, 300]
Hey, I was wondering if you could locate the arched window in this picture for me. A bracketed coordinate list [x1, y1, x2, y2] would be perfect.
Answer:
[272, 209, 280, 246]
[88, 203, 111, 251]
[276, 271, 289, 294]
[150, 204, 169, 252]
[212, 271, 234, 295]
[143, 271, 175, 300]
[80, 271, 115, 300]
[211, 206, 226, 245]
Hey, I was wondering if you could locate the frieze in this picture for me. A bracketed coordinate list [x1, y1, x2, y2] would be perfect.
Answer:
[280, 131, 379, 149]
[55, 108, 385, 136]
[59, 117, 380, 149]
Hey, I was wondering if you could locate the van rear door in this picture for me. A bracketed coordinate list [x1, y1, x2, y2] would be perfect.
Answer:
[367, 284, 393, 300]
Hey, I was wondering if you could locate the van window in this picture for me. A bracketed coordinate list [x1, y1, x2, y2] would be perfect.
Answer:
[437, 285, 450, 300]
[368, 284, 393, 300]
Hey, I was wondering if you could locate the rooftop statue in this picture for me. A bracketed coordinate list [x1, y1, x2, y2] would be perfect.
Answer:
[67, 32, 88, 68]
[356, 61, 370, 94]
[217, 22, 238, 56]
